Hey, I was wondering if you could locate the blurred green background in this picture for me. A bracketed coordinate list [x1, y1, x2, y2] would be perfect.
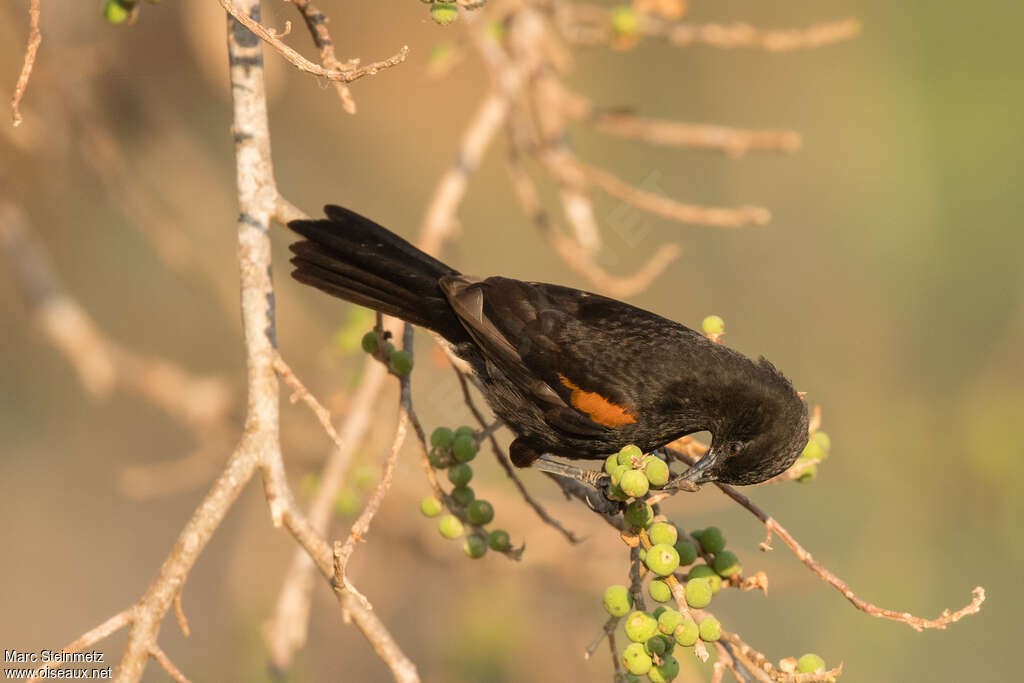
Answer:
[1, 0, 1019, 681]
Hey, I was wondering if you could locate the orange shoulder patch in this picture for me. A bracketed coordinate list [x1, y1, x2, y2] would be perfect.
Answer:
[558, 374, 637, 428]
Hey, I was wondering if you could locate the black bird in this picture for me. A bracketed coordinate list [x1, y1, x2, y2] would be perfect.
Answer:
[287, 205, 809, 488]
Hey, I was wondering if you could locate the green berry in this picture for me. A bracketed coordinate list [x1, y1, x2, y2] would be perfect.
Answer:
[701, 315, 725, 336]
[452, 434, 477, 463]
[438, 514, 463, 539]
[674, 540, 698, 566]
[429, 2, 458, 25]
[645, 635, 666, 656]
[333, 488, 359, 517]
[454, 425, 475, 439]
[698, 617, 722, 642]
[657, 608, 684, 635]
[800, 440, 824, 461]
[812, 431, 832, 453]
[645, 544, 680, 577]
[430, 427, 455, 449]
[684, 578, 712, 609]
[687, 565, 722, 593]
[697, 527, 725, 554]
[604, 453, 620, 476]
[624, 611, 659, 643]
[610, 463, 630, 485]
[648, 654, 679, 683]
[103, 0, 129, 24]
[712, 550, 742, 577]
[360, 331, 380, 354]
[606, 483, 629, 502]
[798, 464, 818, 482]
[450, 485, 475, 506]
[463, 535, 487, 558]
[648, 579, 672, 603]
[796, 653, 826, 674]
[621, 642, 653, 676]
[420, 495, 443, 517]
[488, 529, 511, 552]
[656, 634, 675, 655]
[428, 447, 447, 469]
[624, 501, 654, 528]
[644, 457, 670, 487]
[648, 522, 678, 547]
[388, 349, 413, 376]
[673, 620, 699, 647]
[467, 499, 494, 525]
[617, 444, 643, 466]
[603, 584, 632, 617]
[447, 463, 473, 487]
[651, 606, 666, 619]
[352, 464, 376, 491]
[620, 469, 650, 498]
[609, 6, 639, 37]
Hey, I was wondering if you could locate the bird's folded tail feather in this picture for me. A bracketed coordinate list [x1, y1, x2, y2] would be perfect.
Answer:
[288, 205, 467, 342]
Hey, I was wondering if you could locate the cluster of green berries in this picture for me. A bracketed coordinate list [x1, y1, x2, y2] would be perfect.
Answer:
[420, 425, 514, 559]
[360, 331, 413, 376]
[604, 445, 672, 500]
[638, 525, 740, 610]
[602, 589, 722, 681]
[795, 430, 832, 483]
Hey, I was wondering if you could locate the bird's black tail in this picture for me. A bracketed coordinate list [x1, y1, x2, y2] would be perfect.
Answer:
[288, 205, 467, 343]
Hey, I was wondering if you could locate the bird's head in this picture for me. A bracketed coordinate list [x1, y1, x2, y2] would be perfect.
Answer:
[677, 357, 809, 487]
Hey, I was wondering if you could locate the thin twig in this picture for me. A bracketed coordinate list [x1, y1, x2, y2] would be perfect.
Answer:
[288, 0, 358, 112]
[590, 111, 802, 157]
[150, 645, 192, 683]
[505, 148, 680, 298]
[550, 157, 771, 228]
[10, 0, 41, 126]
[216, 0, 407, 83]
[28, 609, 134, 682]
[264, 357, 389, 671]
[334, 397, 410, 603]
[173, 591, 190, 638]
[584, 616, 619, 659]
[273, 351, 346, 452]
[667, 446, 986, 631]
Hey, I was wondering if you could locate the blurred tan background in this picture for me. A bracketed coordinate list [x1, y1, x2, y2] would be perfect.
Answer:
[1, 0, 1019, 681]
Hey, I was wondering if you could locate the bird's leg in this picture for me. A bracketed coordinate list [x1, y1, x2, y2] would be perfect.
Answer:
[533, 455, 607, 488]
[663, 475, 702, 493]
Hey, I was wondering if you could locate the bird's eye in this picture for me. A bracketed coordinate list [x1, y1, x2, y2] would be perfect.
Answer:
[728, 442, 744, 456]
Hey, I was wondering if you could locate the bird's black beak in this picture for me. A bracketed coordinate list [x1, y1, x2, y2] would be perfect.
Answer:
[676, 452, 717, 487]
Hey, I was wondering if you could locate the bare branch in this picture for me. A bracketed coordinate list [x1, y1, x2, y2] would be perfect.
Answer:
[28, 609, 134, 682]
[505, 150, 681, 298]
[590, 111, 802, 157]
[288, 0, 358, 112]
[10, 0, 41, 126]
[216, 0, 407, 83]
[150, 644, 192, 683]
[651, 18, 862, 52]
[548, 156, 771, 228]
[668, 446, 986, 631]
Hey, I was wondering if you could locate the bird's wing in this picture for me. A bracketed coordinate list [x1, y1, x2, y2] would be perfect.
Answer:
[440, 275, 687, 436]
